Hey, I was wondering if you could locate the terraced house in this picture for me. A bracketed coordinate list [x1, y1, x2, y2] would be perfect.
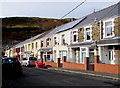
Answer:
[65, 2, 120, 74]
[5, 2, 120, 74]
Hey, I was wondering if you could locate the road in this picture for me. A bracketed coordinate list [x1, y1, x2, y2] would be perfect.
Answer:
[2, 67, 119, 87]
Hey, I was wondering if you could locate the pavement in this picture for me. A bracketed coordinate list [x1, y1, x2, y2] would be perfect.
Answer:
[43, 66, 120, 81]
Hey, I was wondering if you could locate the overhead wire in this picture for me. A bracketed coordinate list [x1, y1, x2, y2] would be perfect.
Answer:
[60, 0, 86, 19]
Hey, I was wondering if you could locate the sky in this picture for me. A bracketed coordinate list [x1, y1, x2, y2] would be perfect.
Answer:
[0, 0, 120, 19]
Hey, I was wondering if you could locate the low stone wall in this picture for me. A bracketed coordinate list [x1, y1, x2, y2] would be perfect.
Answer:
[62, 62, 85, 70]
[94, 63, 120, 74]
[45, 61, 58, 67]
[94, 56, 120, 74]
[62, 56, 89, 70]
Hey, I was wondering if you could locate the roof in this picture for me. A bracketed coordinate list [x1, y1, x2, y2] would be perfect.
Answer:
[56, 17, 87, 33]
[42, 24, 65, 38]
[75, 2, 120, 28]
[13, 33, 44, 48]
[33, 30, 51, 41]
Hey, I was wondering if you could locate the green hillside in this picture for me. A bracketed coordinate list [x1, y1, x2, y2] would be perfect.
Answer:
[2, 17, 74, 45]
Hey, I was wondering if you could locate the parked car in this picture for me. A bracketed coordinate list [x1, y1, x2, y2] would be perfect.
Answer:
[2, 57, 22, 77]
[21, 57, 37, 66]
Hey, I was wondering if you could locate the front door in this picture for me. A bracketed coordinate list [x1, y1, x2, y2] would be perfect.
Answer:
[89, 49, 94, 63]
[108, 49, 115, 64]
[89, 49, 94, 71]
[59, 51, 67, 63]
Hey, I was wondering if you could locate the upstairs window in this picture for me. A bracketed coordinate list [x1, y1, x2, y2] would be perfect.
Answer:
[28, 44, 30, 51]
[104, 21, 114, 38]
[46, 38, 50, 47]
[84, 27, 92, 41]
[32, 43, 34, 49]
[73, 31, 78, 42]
[41, 41, 43, 47]
[25, 45, 27, 51]
[54, 37, 57, 45]
[36, 42, 38, 49]
[61, 34, 65, 45]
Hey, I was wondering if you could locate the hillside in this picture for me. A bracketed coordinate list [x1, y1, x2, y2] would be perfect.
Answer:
[2, 17, 74, 45]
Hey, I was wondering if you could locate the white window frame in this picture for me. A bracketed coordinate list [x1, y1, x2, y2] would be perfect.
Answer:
[61, 34, 66, 45]
[72, 29, 78, 43]
[35, 42, 38, 49]
[103, 18, 114, 38]
[32, 43, 34, 49]
[41, 41, 43, 47]
[46, 38, 50, 47]
[25, 45, 27, 51]
[28, 44, 31, 51]
[80, 47, 87, 64]
[54, 37, 57, 46]
[84, 26, 92, 42]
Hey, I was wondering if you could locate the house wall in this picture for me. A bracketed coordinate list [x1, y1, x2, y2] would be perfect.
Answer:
[92, 24, 100, 41]
[32, 39, 40, 58]
[40, 36, 53, 48]
[114, 17, 120, 37]
[114, 49, 120, 65]
[53, 30, 71, 60]
[78, 28, 84, 42]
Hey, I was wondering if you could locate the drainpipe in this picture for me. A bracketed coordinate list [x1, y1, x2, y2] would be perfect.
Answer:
[100, 20, 102, 40]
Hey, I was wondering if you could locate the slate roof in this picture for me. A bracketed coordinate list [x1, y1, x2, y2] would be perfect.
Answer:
[56, 17, 87, 33]
[41, 24, 65, 38]
[75, 2, 120, 28]
[13, 33, 44, 48]
[33, 30, 51, 41]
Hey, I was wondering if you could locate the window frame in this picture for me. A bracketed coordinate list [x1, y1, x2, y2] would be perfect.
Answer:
[46, 38, 50, 47]
[54, 37, 57, 45]
[61, 34, 66, 45]
[28, 44, 31, 51]
[72, 30, 78, 43]
[84, 26, 92, 41]
[103, 19, 114, 38]
[41, 41, 43, 47]
[32, 43, 34, 49]
[108, 49, 114, 61]
[80, 47, 87, 63]
[35, 42, 38, 49]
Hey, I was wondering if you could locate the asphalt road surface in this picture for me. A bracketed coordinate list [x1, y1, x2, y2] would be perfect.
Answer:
[2, 67, 119, 87]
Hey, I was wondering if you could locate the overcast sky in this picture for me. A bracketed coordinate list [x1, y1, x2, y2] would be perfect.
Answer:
[0, 0, 119, 19]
